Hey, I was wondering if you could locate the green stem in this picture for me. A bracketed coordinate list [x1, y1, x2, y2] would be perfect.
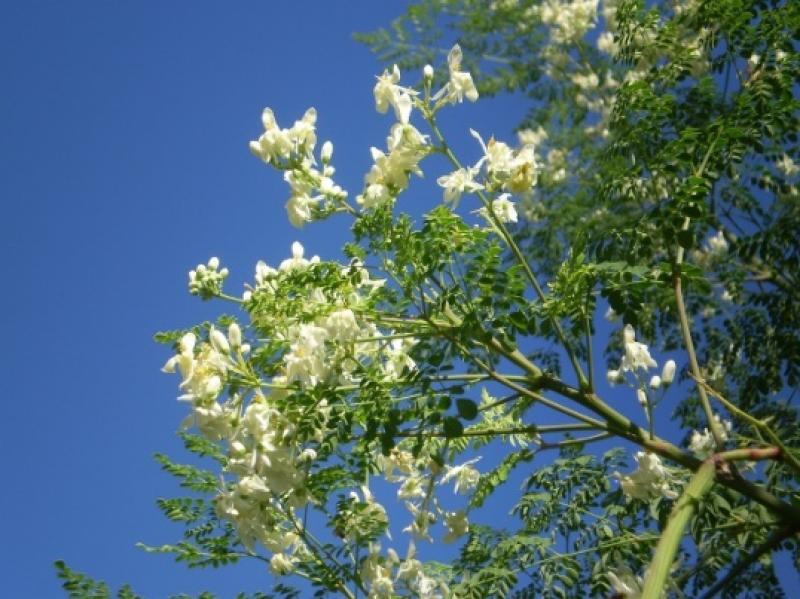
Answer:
[394, 422, 602, 439]
[537, 432, 611, 451]
[217, 292, 244, 304]
[671, 134, 727, 450]
[716, 446, 781, 463]
[424, 113, 587, 387]
[673, 263, 727, 449]
[585, 311, 595, 392]
[469, 352, 607, 429]
[641, 461, 717, 598]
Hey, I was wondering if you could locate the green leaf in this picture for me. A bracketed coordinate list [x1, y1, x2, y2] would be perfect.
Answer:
[443, 416, 464, 438]
[456, 398, 478, 420]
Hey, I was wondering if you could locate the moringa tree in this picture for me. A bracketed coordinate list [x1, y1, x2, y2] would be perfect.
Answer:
[59, 1, 800, 597]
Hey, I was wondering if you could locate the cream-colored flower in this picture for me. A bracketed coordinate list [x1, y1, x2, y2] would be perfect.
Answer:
[441, 458, 480, 494]
[374, 65, 414, 124]
[437, 167, 483, 205]
[614, 451, 677, 501]
[433, 45, 479, 104]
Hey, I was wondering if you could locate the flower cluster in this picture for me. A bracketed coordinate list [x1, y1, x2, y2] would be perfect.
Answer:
[538, 0, 599, 44]
[614, 451, 678, 501]
[688, 414, 733, 457]
[470, 129, 538, 194]
[435, 128, 537, 215]
[188, 257, 229, 299]
[356, 123, 430, 209]
[359, 541, 450, 598]
[607, 325, 667, 389]
[250, 108, 347, 227]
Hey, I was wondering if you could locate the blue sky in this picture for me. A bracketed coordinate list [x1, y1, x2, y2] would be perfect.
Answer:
[0, 2, 530, 596]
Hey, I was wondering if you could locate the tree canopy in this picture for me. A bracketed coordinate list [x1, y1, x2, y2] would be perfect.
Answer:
[59, 1, 800, 597]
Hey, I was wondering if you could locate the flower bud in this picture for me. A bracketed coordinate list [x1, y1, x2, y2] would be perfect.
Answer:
[228, 323, 242, 349]
[606, 369, 621, 385]
[636, 388, 647, 406]
[661, 360, 676, 385]
[321, 140, 333, 163]
[649, 375, 662, 389]
[204, 375, 222, 397]
[623, 324, 635, 344]
[210, 327, 230, 354]
[423, 64, 434, 80]
[208, 257, 220, 270]
[179, 332, 196, 354]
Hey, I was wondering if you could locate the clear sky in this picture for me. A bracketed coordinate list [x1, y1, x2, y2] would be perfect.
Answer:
[1, 2, 529, 596]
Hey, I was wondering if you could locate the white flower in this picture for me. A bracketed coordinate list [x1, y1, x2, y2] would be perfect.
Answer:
[437, 167, 483, 205]
[209, 327, 230, 355]
[478, 193, 518, 224]
[320, 140, 333, 163]
[397, 553, 423, 582]
[649, 375, 662, 389]
[287, 107, 317, 151]
[470, 129, 538, 192]
[619, 325, 658, 373]
[283, 323, 330, 386]
[636, 388, 647, 405]
[278, 241, 319, 272]
[285, 193, 316, 228]
[776, 153, 799, 177]
[324, 308, 361, 342]
[661, 360, 676, 385]
[374, 64, 414, 124]
[398, 475, 427, 500]
[383, 337, 417, 379]
[571, 71, 599, 90]
[517, 126, 548, 147]
[270, 552, 296, 575]
[298, 448, 317, 463]
[249, 108, 293, 163]
[228, 323, 242, 350]
[606, 369, 622, 385]
[597, 31, 617, 54]
[706, 230, 728, 254]
[540, 0, 599, 44]
[433, 45, 479, 104]
[250, 107, 316, 163]
[441, 458, 480, 494]
[356, 125, 429, 209]
[614, 451, 677, 501]
[689, 415, 732, 457]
